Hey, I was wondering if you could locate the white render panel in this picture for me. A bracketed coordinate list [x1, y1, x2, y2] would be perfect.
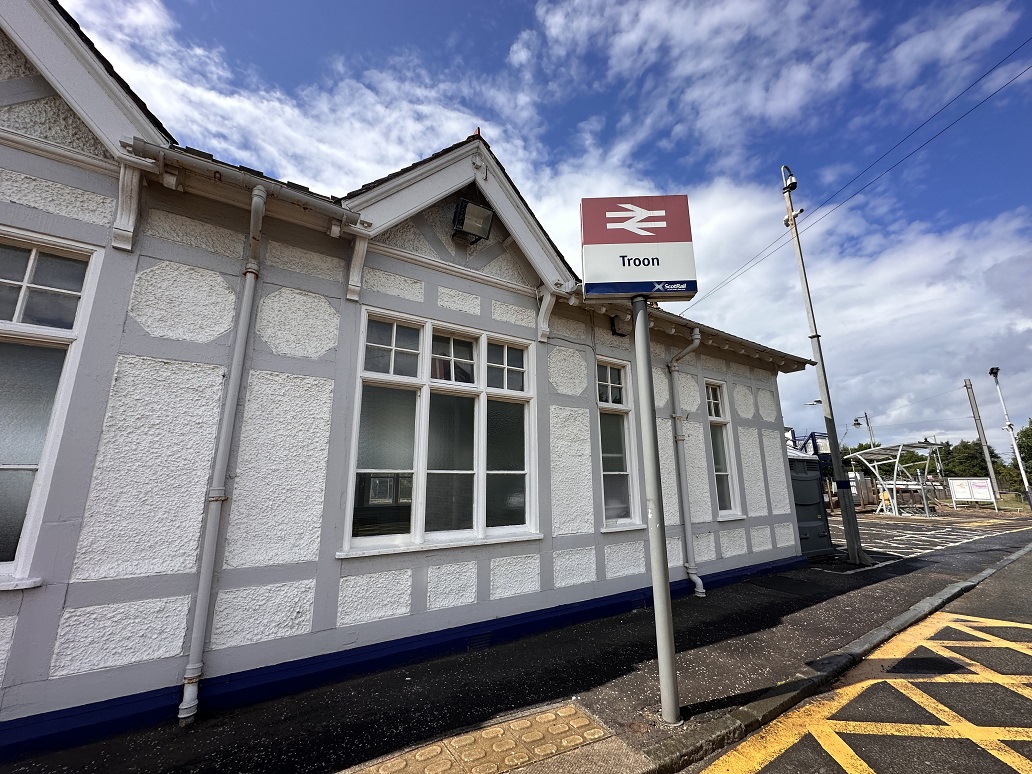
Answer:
[657, 417, 680, 525]
[763, 429, 793, 514]
[143, 210, 245, 258]
[737, 427, 768, 517]
[0, 96, 110, 159]
[666, 536, 683, 566]
[0, 615, 14, 685]
[0, 169, 114, 225]
[0, 29, 38, 78]
[684, 419, 712, 523]
[338, 569, 412, 626]
[774, 522, 796, 548]
[128, 261, 235, 343]
[482, 253, 533, 287]
[731, 361, 751, 378]
[437, 286, 481, 315]
[693, 532, 717, 562]
[720, 528, 748, 557]
[492, 301, 535, 329]
[700, 354, 726, 372]
[676, 371, 701, 414]
[651, 341, 667, 360]
[72, 357, 224, 580]
[267, 240, 343, 283]
[605, 542, 646, 579]
[553, 547, 596, 588]
[50, 597, 190, 677]
[594, 322, 631, 351]
[757, 389, 778, 421]
[376, 220, 436, 258]
[223, 371, 333, 568]
[210, 580, 316, 650]
[256, 288, 339, 359]
[752, 368, 775, 384]
[427, 561, 478, 610]
[490, 554, 540, 599]
[549, 315, 587, 342]
[750, 526, 773, 552]
[733, 384, 755, 419]
[548, 346, 587, 396]
[362, 266, 424, 301]
[549, 406, 594, 535]
[652, 366, 669, 408]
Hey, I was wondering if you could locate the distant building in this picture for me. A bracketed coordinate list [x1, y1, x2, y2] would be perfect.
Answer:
[0, 0, 809, 753]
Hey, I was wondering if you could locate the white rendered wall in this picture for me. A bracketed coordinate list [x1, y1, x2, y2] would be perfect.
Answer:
[338, 570, 412, 626]
[0, 616, 15, 685]
[549, 406, 594, 535]
[128, 261, 236, 343]
[210, 581, 316, 650]
[427, 562, 478, 610]
[0, 169, 114, 225]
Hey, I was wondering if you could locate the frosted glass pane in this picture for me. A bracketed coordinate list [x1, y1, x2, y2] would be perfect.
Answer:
[367, 319, 392, 346]
[0, 284, 18, 320]
[32, 253, 87, 292]
[0, 469, 34, 562]
[710, 424, 729, 473]
[425, 473, 473, 531]
[486, 474, 525, 527]
[487, 400, 524, 471]
[0, 342, 66, 465]
[395, 324, 420, 351]
[364, 346, 390, 373]
[356, 386, 416, 469]
[600, 413, 626, 472]
[715, 474, 732, 511]
[427, 394, 474, 470]
[21, 289, 79, 328]
[603, 473, 630, 522]
[0, 244, 29, 281]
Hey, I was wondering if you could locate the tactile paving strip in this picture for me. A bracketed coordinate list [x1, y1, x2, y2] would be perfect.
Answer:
[349, 704, 608, 774]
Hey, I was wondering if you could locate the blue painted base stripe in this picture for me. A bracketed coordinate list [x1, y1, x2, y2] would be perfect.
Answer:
[584, 280, 698, 295]
[0, 553, 806, 760]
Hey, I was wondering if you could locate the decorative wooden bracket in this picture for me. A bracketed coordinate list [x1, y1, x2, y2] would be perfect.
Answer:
[347, 235, 369, 301]
[111, 163, 142, 251]
[537, 285, 556, 343]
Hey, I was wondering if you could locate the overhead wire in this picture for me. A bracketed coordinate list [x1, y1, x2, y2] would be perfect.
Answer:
[680, 33, 1032, 313]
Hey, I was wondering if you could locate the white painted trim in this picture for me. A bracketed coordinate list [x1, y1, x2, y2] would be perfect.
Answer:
[337, 532, 544, 559]
[0, 128, 119, 176]
[596, 356, 642, 528]
[600, 523, 648, 535]
[704, 379, 742, 518]
[346, 236, 368, 301]
[0, 576, 43, 590]
[111, 163, 141, 251]
[370, 242, 538, 298]
[0, 225, 103, 579]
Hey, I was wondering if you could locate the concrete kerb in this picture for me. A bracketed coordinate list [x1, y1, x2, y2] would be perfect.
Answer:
[638, 538, 1032, 774]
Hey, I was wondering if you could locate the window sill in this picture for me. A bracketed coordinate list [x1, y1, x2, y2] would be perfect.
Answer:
[716, 512, 746, 522]
[0, 576, 43, 591]
[601, 522, 647, 534]
[338, 532, 544, 558]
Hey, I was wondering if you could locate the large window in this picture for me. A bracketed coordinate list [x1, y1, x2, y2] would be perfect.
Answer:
[597, 360, 636, 526]
[1, 238, 90, 573]
[348, 312, 532, 548]
[706, 382, 737, 514]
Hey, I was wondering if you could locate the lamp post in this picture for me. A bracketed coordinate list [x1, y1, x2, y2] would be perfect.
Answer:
[853, 412, 876, 447]
[989, 367, 1032, 507]
[782, 165, 871, 566]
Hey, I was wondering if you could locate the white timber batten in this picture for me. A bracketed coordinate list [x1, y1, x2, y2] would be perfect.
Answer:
[0, 128, 120, 176]
[369, 243, 538, 299]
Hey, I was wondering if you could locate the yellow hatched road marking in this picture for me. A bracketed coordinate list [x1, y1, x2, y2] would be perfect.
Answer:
[701, 612, 1032, 773]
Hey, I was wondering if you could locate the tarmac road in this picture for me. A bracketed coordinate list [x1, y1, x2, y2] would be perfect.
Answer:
[691, 541, 1032, 774]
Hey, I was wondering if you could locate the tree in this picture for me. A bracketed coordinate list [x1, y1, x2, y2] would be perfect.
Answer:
[940, 440, 1002, 478]
[1016, 418, 1032, 472]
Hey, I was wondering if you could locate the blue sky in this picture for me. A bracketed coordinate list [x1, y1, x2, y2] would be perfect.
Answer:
[67, 0, 1032, 462]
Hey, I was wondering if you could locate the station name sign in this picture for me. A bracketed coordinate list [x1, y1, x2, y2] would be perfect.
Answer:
[581, 195, 697, 301]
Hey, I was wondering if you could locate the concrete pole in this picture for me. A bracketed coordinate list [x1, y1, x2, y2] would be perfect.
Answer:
[965, 378, 1000, 499]
[782, 167, 871, 566]
[990, 369, 1032, 508]
[631, 296, 682, 726]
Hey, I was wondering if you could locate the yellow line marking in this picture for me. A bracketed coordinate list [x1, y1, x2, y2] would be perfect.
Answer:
[701, 612, 1032, 773]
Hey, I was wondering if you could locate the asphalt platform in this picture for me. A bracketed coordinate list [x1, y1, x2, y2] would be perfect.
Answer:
[4, 517, 1032, 774]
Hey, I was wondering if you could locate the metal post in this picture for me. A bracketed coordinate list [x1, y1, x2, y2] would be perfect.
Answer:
[631, 296, 682, 725]
[989, 368, 1032, 508]
[917, 470, 931, 517]
[782, 166, 871, 565]
[864, 413, 876, 447]
[965, 378, 1000, 499]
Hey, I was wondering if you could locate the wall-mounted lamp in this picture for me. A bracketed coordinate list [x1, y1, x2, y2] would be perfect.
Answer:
[453, 199, 494, 243]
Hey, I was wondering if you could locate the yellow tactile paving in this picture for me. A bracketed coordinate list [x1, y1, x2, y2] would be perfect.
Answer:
[702, 612, 1032, 773]
[348, 704, 608, 774]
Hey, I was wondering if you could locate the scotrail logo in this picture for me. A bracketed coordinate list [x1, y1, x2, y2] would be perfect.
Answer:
[606, 204, 667, 236]
[654, 282, 689, 292]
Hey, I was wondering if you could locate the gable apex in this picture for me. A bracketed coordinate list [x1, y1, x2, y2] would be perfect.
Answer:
[344, 137, 579, 293]
[0, 0, 173, 163]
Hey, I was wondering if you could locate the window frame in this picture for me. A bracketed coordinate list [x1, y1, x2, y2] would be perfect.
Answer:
[596, 357, 642, 530]
[342, 307, 537, 553]
[0, 227, 103, 583]
[705, 380, 741, 519]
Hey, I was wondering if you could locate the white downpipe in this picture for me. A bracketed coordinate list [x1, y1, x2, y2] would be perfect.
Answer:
[178, 185, 267, 723]
[668, 328, 705, 597]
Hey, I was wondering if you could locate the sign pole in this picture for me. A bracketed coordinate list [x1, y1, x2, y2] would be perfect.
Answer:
[631, 295, 682, 726]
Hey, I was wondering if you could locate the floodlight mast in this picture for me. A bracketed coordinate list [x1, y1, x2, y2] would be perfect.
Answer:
[989, 367, 1032, 507]
[782, 166, 871, 566]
